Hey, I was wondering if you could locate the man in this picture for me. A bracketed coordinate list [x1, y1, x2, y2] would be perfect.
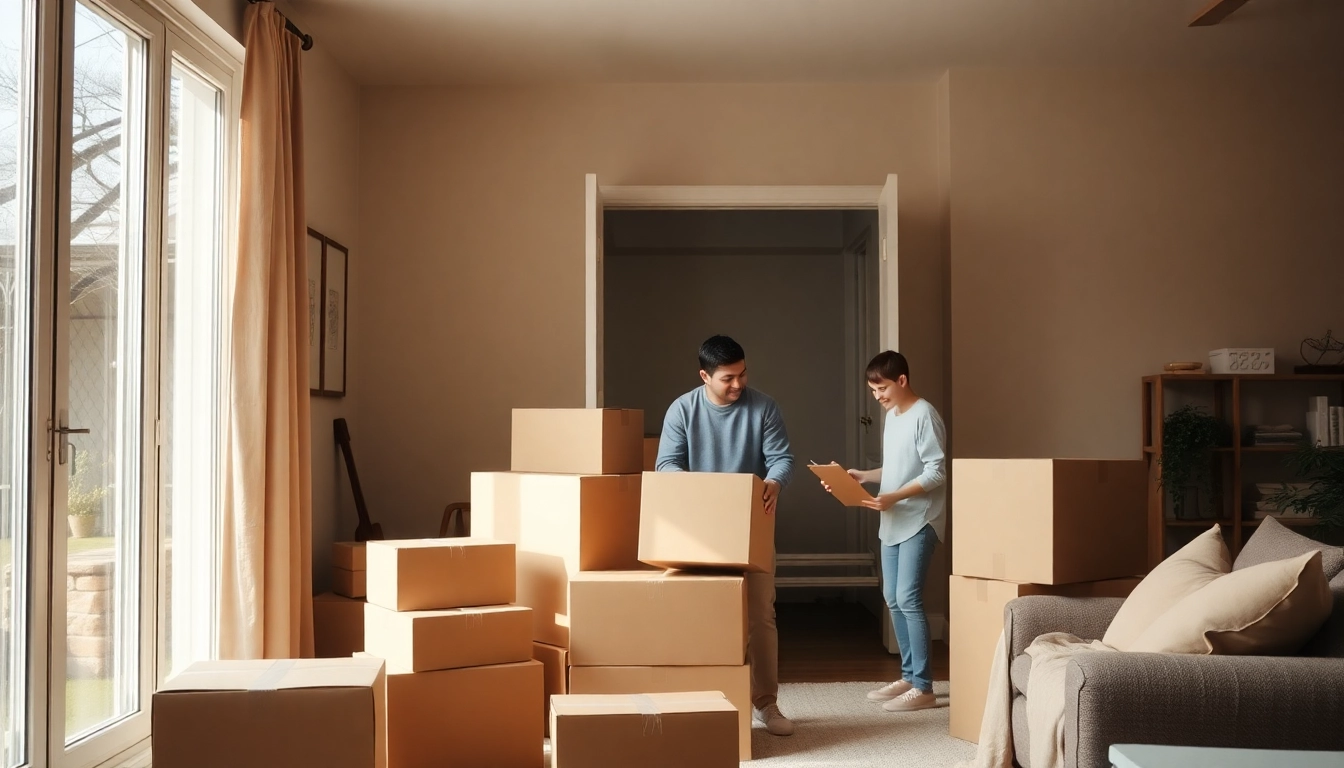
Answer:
[656, 335, 796, 736]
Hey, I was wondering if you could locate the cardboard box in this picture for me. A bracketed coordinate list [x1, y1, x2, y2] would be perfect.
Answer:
[534, 642, 569, 737]
[365, 538, 515, 612]
[364, 603, 532, 672]
[152, 657, 386, 768]
[638, 472, 773, 573]
[569, 571, 746, 666]
[550, 692, 737, 768]
[314, 592, 365, 659]
[569, 665, 751, 760]
[511, 408, 644, 475]
[333, 567, 367, 599]
[948, 575, 1141, 743]
[643, 436, 659, 471]
[951, 459, 1147, 585]
[333, 541, 368, 570]
[381, 659, 543, 768]
[471, 472, 647, 646]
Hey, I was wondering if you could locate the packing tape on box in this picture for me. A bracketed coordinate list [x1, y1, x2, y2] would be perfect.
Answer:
[975, 579, 989, 602]
[991, 552, 1006, 580]
[250, 659, 297, 690]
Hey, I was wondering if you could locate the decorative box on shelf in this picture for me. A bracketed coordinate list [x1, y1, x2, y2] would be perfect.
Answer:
[1208, 348, 1275, 374]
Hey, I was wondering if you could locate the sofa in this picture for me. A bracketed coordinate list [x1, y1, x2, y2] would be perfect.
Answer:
[1003, 519, 1344, 768]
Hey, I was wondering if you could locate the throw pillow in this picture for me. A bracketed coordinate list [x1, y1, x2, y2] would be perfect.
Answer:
[1128, 549, 1332, 655]
[1102, 524, 1229, 651]
[1234, 515, 1344, 580]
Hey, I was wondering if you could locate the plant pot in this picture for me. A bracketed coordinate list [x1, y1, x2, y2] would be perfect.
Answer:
[1173, 485, 1201, 520]
[68, 514, 98, 538]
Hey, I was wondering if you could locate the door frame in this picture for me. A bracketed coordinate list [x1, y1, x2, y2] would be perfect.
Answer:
[585, 178, 898, 408]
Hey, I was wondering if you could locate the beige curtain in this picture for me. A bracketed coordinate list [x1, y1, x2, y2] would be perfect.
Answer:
[220, 1, 314, 660]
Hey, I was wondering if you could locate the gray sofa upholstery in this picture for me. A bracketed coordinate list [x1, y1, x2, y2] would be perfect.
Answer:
[1003, 519, 1344, 768]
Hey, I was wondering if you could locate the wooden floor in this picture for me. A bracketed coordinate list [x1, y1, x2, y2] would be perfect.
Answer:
[777, 601, 949, 684]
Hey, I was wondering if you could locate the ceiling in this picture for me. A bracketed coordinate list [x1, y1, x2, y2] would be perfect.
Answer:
[282, 0, 1344, 86]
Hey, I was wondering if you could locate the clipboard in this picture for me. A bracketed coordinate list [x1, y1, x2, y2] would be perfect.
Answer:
[807, 462, 875, 507]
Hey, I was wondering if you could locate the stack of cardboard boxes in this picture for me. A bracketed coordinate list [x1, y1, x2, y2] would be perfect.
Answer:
[315, 541, 368, 659]
[473, 408, 759, 764]
[567, 470, 770, 762]
[471, 407, 648, 737]
[947, 458, 1149, 742]
[362, 538, 544, 767]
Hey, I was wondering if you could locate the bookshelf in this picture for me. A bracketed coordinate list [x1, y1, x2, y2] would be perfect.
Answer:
[1142, 373, 1344, 568]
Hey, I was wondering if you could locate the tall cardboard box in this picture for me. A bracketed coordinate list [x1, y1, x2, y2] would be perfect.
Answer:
[948, 575, 1141, 743]
[569, 665, 751, 760]
[569, 571, 746, 667]
[533, 642, 569, 737]
[638, 472, 773, 573]
[381, 660, 543, 768]
[365, 538, 514, 612]
[364, 603, 532, 672]
[471, 472, 647, 646]
[951, 459, 1147, 585]
[551, 692, 738, 768]
[314, 592, 365, 659]
[511, 408, 643, 475]
[152, 657, 386, 768]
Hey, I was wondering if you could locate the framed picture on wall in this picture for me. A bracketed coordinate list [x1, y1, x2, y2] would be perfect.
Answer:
[307, 227, 349, 398]
[306, 229, 324, 395]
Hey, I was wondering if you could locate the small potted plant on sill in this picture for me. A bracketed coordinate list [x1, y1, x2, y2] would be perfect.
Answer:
[1159, 405, 1227, 519]
[67, 452, 106, 539]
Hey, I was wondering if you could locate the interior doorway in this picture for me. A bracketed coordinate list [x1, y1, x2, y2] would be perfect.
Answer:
[602, 208, 880, 570]
[584, 177, 911, 661]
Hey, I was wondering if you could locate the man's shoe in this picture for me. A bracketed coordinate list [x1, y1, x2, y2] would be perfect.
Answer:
[866, 679, 913, 702]
[753, 703, 795, 736]
[881, 687, 938, 712]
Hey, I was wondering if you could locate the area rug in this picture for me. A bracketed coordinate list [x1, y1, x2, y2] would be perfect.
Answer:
[749, 681, 973, 766]
[545, 681, 976, 767]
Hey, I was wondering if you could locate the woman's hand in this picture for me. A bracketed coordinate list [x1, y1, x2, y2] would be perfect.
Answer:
[860, 492, 899, 511]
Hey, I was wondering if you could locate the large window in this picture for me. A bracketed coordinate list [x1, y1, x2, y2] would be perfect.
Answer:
[0, 0, 237, 764]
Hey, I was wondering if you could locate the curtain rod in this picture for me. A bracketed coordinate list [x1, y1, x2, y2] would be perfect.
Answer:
[247, 0, 314, 51]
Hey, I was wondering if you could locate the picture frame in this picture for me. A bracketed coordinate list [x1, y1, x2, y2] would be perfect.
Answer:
[307, 227, 349, 398]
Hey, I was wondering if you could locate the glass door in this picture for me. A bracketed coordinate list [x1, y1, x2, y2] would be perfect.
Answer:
[48, 0, 161, 762]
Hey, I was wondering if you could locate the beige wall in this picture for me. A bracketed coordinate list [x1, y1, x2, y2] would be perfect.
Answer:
[189, 0, 244, 42]
[356, 84, 943, 543]
[948, 69, 1344, 460]
[302, 45, 362, 594]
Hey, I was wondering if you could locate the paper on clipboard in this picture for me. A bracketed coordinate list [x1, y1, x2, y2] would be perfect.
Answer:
[807, 463, 875, 507]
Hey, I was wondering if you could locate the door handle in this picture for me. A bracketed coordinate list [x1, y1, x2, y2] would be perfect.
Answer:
[53, 423, 91, 465]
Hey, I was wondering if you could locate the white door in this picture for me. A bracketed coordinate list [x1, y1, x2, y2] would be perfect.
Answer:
[584, 174, 603, 408]
[876, 173, 901, 653]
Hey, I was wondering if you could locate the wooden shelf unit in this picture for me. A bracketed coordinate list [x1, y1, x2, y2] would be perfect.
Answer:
[1142, 372, 1344, 567]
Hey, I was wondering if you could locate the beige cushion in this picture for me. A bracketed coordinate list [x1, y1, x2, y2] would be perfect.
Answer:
[1128, 550, 1333, 655]
[1103, 525, 1229, 651]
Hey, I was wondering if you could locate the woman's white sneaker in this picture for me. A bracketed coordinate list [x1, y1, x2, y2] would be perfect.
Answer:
[866, 680, 914, 702]
[882, 687, 937, 712]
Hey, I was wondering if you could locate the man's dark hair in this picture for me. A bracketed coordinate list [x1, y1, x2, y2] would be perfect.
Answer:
[699, 335, 746, 375]
[866, 350, 910, 384]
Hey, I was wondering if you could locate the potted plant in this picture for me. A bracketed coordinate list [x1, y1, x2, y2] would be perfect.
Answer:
[67, 452, 106, 539]
[1159, 405, 1226, 519]
[1267, 444, 1344, 540]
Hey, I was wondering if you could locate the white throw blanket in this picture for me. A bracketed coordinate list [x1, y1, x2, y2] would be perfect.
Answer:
[955, 632, 1117, 768]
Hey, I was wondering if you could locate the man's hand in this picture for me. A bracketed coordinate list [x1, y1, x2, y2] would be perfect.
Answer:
[763, 479, 781, 515]
[860, 492, 899, 511]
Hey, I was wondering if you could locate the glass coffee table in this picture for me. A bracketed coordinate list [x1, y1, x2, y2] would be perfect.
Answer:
[1110, 744, 1344, 768]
